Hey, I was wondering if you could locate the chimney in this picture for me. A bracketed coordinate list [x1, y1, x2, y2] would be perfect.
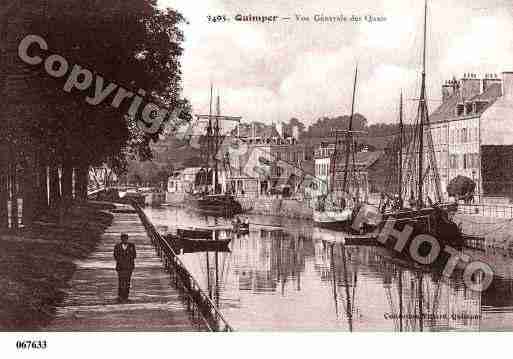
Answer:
[442, 79, 456, 102]
[483, 73, 502, 93]
[502, 71, 513, 100]
[460, 73, 482, 99]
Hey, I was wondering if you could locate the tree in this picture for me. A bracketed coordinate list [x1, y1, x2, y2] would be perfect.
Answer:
[288, 118, 306, 137]
[0, 0, 191, 226]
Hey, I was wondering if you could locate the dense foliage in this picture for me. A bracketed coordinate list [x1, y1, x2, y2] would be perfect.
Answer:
[22, 0, 190, 172]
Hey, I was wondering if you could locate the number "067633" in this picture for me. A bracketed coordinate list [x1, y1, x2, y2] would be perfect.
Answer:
[16, 340, 47, 349]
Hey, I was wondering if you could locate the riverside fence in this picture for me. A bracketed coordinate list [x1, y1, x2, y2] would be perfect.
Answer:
[132, 201, 233, 332]
[458, 203, 513, 218]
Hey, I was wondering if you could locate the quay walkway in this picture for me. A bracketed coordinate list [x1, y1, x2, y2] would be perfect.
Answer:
[46, 203, 199, 331]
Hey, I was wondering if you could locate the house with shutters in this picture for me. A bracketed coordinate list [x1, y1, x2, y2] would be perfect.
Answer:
[428, 71, 513, 202]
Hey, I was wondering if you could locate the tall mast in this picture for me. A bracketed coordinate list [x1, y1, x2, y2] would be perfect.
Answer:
[330, 131, 339, 193]
[417, 0, 428, 207]
[342, 65, 358, 193]
[398, 92, 403, 205]
[214, 94, 221, 194]
[206, 84, 213, 174]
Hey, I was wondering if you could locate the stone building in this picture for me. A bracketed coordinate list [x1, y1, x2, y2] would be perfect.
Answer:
[428, 72, 513, 202]
[313, 142, 383, 195]
[223, 121, 316, 197]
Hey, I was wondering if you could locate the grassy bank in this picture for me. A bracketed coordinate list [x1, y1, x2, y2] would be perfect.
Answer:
[0, 201, 115, 330]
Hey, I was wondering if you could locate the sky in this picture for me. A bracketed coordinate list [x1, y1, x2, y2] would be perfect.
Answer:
[158, 0, 513, 129]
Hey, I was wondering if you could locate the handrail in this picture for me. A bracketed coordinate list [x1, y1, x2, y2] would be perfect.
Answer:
[458, 203, 513, 218]
[132, 201, 234, 332]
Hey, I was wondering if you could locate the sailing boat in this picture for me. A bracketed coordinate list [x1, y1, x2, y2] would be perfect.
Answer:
[186, 86, 243, 216]
[313, 66, 368, 231]
[368, 0, 463, 248]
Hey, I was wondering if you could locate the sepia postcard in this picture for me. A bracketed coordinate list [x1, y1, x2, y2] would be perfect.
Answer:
[2, 0, 513, 355]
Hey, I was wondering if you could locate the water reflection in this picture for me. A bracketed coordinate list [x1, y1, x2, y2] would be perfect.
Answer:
[145, 207, 513, 331]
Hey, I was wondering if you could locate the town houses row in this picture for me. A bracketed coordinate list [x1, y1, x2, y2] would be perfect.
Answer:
[168, 71, 513, 204]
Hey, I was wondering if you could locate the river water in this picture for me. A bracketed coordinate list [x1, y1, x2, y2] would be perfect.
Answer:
[144, 206, 513, 331]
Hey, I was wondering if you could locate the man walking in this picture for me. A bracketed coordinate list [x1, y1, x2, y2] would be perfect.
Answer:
[114, 233, 136, 302]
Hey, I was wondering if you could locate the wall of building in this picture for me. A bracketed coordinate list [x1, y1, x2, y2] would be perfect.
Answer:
[314, 157, 330, 193]
[430, 116, 482, 201]
[481, 145, 513, 198]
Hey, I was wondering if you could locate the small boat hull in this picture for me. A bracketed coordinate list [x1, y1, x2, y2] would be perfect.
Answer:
[373, 203, 464, 249]
[177, 228, 213, 239]
[164, 234, 231, 253]
[185, 194, 243, 216]
[313, 209, 352, 231]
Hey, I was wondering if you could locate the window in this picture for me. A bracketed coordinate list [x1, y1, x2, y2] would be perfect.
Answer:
[449, 154, 459, 169]
[463, 153, 468, 169]
[462, 128, 467, 143]
[465, 102, 473, 115]
[475, 101, 488, 113]
[473, 153, 480, 168]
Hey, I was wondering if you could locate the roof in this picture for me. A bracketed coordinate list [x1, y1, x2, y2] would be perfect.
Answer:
[426, 79, 513, 145]
[430, 83, 502, 124]
[308, 135, 393, 151]
[182, 167, 203, 175]
[356, 151, 383, 167]
[301, 160, 315, 175]
[475, 83, 502, 101]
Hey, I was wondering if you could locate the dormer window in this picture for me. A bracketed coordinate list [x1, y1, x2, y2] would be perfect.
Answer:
[465, 102, 473, 115]
[475, 100, 488, 113]
[456, 103, 464, 116]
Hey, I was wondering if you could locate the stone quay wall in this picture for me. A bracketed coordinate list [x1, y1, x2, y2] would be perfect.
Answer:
[245, 197, 313, 220]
